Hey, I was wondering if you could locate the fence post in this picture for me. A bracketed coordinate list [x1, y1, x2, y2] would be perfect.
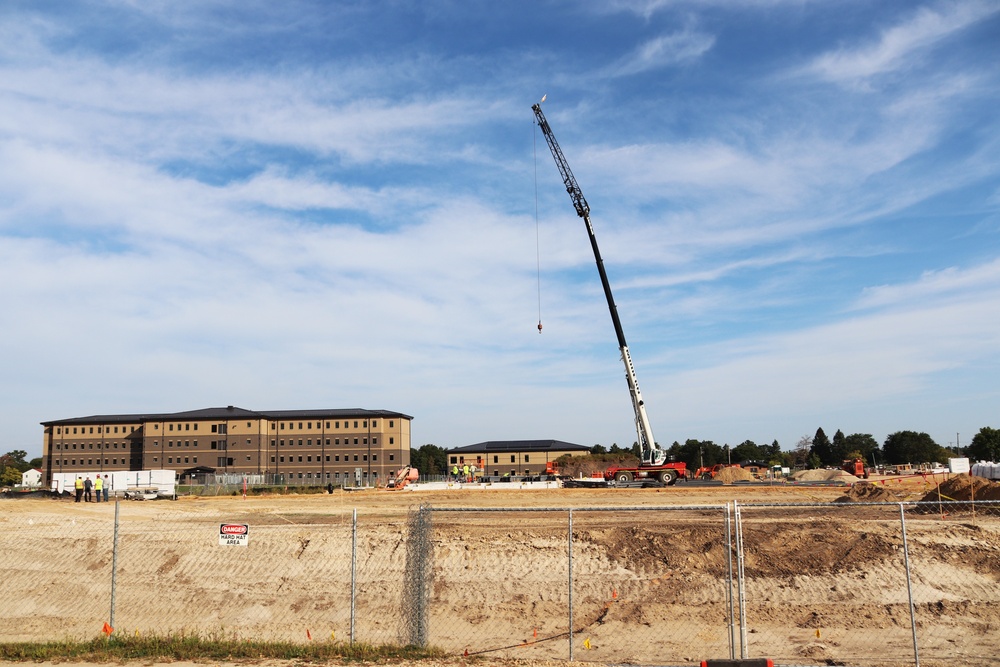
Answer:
[568, 507, 574, 662]
[725, 502, 735, 659]
[404, 504, 432, 647]
[351, 507, 357, 645]
[109, 499, 120, 630]
[899, 503, 920, 667]
[734, 500, 748, 658]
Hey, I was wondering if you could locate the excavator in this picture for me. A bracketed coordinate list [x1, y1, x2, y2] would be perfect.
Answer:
[532, 101, 686, 486]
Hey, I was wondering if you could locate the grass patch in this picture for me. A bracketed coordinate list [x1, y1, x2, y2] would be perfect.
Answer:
[0, 633, 446, 662]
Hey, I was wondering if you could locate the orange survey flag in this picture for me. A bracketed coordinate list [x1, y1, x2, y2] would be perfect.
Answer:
[102, 622, 113, 636]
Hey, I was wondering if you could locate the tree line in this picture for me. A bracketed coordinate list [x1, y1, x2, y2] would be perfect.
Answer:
[407, 426, 1000, 476]
[1, 450, 43, 486]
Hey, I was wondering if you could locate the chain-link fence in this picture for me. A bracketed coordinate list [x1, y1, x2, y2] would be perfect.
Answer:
[5, 498, 1000, 666]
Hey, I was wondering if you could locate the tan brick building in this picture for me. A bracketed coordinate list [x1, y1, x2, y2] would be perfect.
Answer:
[447, 439, 591, 477]
[41, 405, 412, 486]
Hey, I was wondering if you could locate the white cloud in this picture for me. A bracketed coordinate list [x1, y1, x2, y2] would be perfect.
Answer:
[603, 28, 715, 77]
[804, 1, 998, 85]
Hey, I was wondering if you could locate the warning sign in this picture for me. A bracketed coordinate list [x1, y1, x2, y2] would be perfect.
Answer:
[219, 523, 249, 546]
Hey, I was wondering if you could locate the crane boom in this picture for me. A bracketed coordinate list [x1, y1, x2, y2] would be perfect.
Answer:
[532, 102, 666, 467]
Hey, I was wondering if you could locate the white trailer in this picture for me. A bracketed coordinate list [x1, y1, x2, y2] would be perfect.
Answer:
[50, 470, 177, 499]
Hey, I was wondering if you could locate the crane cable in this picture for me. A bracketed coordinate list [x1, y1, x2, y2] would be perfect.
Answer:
[533, 118, 543, 334]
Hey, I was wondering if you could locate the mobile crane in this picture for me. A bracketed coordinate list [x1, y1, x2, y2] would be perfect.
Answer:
[532, 101, 686, 485]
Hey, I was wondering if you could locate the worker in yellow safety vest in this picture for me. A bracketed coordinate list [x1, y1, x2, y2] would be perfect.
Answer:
[94, 475, 103, 503]
[74, 477, 84, 503]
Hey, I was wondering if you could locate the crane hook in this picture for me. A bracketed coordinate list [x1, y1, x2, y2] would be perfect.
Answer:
[537, 321, 543, 334]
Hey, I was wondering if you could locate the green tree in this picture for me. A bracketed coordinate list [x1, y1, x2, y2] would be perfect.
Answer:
[409, 444, 448, 476]
[882, 431, 944, 465]
[968, 427, 1000, 462]
[731, 440, 763, 463]
[1, 466, 22, 485]
[590, 444, 607, 455]
[810, 428, 834, 466]
[843, 433, 879, 464]
[0, 450, 29, 473]
[831, 429, 847, 463]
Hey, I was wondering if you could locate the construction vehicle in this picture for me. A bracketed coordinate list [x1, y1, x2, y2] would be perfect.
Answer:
[693, 463, 740, 480]
[386, 466, 419, 489]
[842, 458, 868, 479]
[532, 101, 685, 486]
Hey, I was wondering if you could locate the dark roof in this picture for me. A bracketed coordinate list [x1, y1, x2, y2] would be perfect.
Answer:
[181, 466, 217, 474]
[448, 439, 590, 454]
[42, 406, 413, 426]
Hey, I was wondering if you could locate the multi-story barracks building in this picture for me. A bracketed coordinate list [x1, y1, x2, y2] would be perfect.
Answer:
[41, 405, 412, 486]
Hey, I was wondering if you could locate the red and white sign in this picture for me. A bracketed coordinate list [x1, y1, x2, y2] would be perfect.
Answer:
[219, 523, 249, 546]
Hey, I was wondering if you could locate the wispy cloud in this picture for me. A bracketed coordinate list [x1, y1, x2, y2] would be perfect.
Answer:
[602, 27, 715, 77]
[804, 1, 999, 85]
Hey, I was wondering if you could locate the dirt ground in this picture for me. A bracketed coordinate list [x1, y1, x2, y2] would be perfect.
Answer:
[4, 475, 1000, 667]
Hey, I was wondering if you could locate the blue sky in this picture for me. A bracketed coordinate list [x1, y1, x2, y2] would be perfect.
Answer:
[2, 1, 999, 460]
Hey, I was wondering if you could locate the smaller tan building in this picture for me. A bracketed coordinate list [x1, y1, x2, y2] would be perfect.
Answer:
[447, 439, 591, 477]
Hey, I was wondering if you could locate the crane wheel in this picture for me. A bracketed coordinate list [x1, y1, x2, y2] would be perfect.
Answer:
[659, 470, 677, 485]
[701, 473, 712, 480]
[615, 471, 634, 484]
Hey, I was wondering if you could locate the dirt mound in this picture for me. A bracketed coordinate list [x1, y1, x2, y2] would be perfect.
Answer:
[919, 475, 1000, 502]
[833, 481, 897, 503]
[793, 469, 859, 483]
[716, 467, 755, 484]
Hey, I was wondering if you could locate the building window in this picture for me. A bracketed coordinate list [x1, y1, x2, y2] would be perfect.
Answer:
[525, 455, 530, 463]
[389, 454, 395, 461]
[389, 437, 394, 445]
[510, 455, 516, 463]
[372, 455, 377, 461]
[451, 456, 458, 464]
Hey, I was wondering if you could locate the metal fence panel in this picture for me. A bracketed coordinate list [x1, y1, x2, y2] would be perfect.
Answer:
[422, 506, 732, 664]
[736, 501, 1000, 667]
[5, 495, 1000, 667]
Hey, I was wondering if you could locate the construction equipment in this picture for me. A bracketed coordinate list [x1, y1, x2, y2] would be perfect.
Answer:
[842, 458, 868, 479]
[386, 466, 419, 490]
[693, 463, 740, 480]
[532, 101, 685, 486]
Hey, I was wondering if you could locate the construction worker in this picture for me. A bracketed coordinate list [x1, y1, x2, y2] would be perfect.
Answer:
[452, 465, 459, 481]
[74, 476, 83, 503]
[463, 464, 470, 482]
[94, 475, 103, 503]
